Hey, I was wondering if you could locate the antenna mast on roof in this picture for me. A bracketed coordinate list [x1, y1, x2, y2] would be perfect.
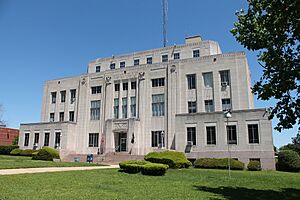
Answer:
[162, 0, 168, 47]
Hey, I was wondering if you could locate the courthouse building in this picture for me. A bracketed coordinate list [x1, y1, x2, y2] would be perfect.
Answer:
[19, 36, 275, 169]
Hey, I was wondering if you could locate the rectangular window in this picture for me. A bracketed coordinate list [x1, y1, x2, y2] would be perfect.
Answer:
[60, 91, 66, 103]
[44, 132, 50, 146]
[90, 100, 101, 120]
[152, 78, 165, 87]
[91, 86, 102, 94]
[147, 57, 152, 64]
[88, 133, 99, 147]
[152, 94, 165, 116]
[131, 96, 136, 117]
[203, 72, 213, 88]
[55, 132, 61, 148]
[96, 65, 101, 72]
[50, 113, 55, 122]
[206, 126, 216, 145]
[205, 100, 214, 112]
[188, 101, 197, 113]
[187, 74, 196, 89]
[24, 133, 29, 146]
[34, 133, 39, 145]
[120, 61, 125, 68]
[174, 52, 180, 60]
[220, 70, 230, 86]
[227, 125, 237, 144]
[123, 82, 128, 91]
[110, 63, 115, 69]
[69, 111, 74, 122]
[114, 98, 119, 119]
[122, 98, 128, 118]
[59, 112, 64, 122]
[222, 98, 231, 111]
[115, 83, 120, 91]
[151, 131, 165, 147]
[248, 124, 259, 144]
[162, 54, 168, 62]
[51, 92, 57, 104]
[134, 59, 139, 66]
[70, 89, 76, 104]
[187, 127, 196, 145]
[193, 49, 200, 57]
[131, 81, 137, 90]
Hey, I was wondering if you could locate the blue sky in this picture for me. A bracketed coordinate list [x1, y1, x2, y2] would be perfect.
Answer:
[0, 0, 298, 147]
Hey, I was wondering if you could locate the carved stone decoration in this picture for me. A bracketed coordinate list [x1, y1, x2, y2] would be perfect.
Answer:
[113, 121, 128, 131]
[138, 72, 145, 80]
[105, 76, 111, 83]
[170, 65, 176, 73]
[81, 77, 87, 86]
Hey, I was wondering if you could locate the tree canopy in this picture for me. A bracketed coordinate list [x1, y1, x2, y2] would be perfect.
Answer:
[231, 0, 299, 132]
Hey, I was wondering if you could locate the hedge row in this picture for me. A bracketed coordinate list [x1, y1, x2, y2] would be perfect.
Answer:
[0, 145, 19, 155]
[194, 158, 245, 170]
[32, 147, 60, 161]
[10, 149, 38, 157]
[119, 160, 168, 176]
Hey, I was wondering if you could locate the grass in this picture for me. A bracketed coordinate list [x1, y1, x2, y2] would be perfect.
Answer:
[0, 168, 299, 200]
[0, 155, 104, 169]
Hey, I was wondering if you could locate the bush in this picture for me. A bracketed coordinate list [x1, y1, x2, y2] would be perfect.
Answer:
[276, 150, 300, 172]
[247, 160, 262, 171]
[119, 160, 150, 174]
[32, 147, 60, 161]
[10, 148, 23, 156]
[32, 152, 39, 160]
[141, 163, 169, 176]
[20, 149, 37, 157]
[144, 151, 192, 169]
[194, 158, 245, 170]
[0, 145, 19, 155]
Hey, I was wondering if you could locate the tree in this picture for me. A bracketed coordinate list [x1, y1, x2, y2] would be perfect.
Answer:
[280, 133, 300, 155]
[231, 0, 300, 132]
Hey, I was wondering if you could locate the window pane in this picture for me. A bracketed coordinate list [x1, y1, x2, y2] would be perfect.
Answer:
[152, 94, 165, 116]
[248, 124, 259, 144]
[187, 74, 196, 89]
[203, 72, 213, 88]
[227, 125, 237, 144]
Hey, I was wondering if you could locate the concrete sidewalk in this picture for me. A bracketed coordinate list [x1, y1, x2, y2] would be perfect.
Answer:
[0, 165, 119, 175]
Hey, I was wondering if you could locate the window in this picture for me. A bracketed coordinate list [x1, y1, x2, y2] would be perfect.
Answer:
[162, 54, 168, 62]
[131, 81, 137, 90]
[134, 59, 139, 66]
[115, 83, 120, 91]
[203, 72, 213, 88]
[193, 49, 200, 57]
[69, 111, 74, 122]
[44, 132, 50, 146]
[50, 113, 55, 122]
[114, 98, 119, 118]
[220, 70, 230, 86]
[34, 133, 39, 145]
[91, 86, 102, 94]
[187, 127, 196, 145]
[60, 91, 66, 103]
[248, 124, 259, 144]
[205, 100, 214, 112]
[120, 61, 125, 68]
[90, 100, 101, 120]
[152, 78, 165, 87]
[59, 112, 64, 122]
[188, 101, 197, 113]
[206, 126, 216, 145]
[70, 89, 76, 104]
[187, 74, 196, 89]
[151, 131, 165, 147]
[89, 133, 99, 147]
[96, 65, 101, 72]
[110, 63, 115, 69]
[222, 98, 231, 111]
[174, 52, 180, 60]
[131, 96, 136, 117]
[55, 132, 61, 148]
[122, 98, 127, 118]
[123, 82, 128, 91]
[227, 125, 237, 144]
[147, 57, 152, 64]
[24, 133, 29, 146]
[51, 92, 57, 104]
[152, 94, 165, 116]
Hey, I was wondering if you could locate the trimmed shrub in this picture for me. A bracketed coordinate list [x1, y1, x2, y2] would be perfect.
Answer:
[0, 145, 19, 155]
[194, 158, 244, 170]
[32, 152, 39, 160]
[32, 147, 60, 161]
[247, 160, 262, 171]
[141, 163, 169, 176]
[119, 160, 150, 174]
[276, 150, 300, 172]
[20, 149, 37, 157]
[10, 148, 23, 156]
[144, 151, 192, 169]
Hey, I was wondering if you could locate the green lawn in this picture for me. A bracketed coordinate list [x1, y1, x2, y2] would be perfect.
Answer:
[0, 168, 299, 200]
[0, 155, 103, 169]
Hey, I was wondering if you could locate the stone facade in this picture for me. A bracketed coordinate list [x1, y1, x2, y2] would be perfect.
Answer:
[19, 36, 275, 169]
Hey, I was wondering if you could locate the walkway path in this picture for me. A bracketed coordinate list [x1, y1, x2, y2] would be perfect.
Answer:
[0, 165, 119, 175]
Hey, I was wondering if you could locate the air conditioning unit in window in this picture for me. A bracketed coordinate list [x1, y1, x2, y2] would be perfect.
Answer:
[187, 141, 193, 146]
[34, 143, 38, 147]
[221, 82, 228, 87]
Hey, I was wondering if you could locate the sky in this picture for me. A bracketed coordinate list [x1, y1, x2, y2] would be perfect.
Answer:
[0, 0, 298, 148]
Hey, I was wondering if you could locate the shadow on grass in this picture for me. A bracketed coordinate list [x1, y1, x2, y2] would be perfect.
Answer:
[194, 186, 300, 200]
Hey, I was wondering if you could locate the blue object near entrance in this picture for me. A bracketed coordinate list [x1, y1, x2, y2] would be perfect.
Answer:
[87, 154, 93, 163]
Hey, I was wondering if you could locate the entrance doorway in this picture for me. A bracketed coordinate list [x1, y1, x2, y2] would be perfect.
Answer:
[116, 132, 127, 152]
